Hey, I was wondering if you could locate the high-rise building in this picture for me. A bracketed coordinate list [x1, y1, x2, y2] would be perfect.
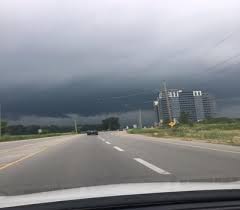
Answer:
[153, 87, 216, 123]
[202, 92, 217, 119]
[158, 89, 181, 122]
[168, 90, 181, 122]
[179, 90, 205, 122]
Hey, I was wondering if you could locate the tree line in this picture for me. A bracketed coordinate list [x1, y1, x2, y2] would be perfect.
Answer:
[0, 117, 120, 135]
[79, 117, 120, 132]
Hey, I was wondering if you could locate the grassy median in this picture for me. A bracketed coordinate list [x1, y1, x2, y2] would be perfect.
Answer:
[0, 133, 74, 142]
[128, 121, 240, 146]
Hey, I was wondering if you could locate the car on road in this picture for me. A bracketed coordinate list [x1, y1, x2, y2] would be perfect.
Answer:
[86, 130, 98, 135]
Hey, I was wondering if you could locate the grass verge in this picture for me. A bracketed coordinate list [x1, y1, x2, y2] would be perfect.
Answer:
[0, 133, 74, 143]
[128, 124, 240, 146]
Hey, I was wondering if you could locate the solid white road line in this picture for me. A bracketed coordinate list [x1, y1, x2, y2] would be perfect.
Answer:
[113, 146, 124, 152]
[149, 140, 240, 154]
[106, 141, 111, 144]
[129, 135, 240, 155]
[134, 158, 171, 175]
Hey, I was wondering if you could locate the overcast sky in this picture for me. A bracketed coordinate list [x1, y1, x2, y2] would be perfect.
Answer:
[1, 0, 240, 125]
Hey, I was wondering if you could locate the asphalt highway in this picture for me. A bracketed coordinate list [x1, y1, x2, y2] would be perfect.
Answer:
[0, 132, 240, 195]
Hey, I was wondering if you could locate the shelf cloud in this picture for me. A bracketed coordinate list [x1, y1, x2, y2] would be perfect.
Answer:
[1, 0, 240, 124]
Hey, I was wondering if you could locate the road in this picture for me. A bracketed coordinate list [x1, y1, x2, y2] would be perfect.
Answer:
[0, 132, 240, 195]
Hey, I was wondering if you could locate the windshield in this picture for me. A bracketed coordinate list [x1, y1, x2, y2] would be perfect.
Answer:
[0, 0, 240, 196]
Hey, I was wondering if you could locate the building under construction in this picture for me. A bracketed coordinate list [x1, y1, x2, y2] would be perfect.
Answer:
[153, 83, 216, 124]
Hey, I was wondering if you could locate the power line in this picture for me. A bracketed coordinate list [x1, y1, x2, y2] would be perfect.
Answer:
[142, 100, 154, 104]
[111, 91, 149, 99]
[123, 100, 153, 107]
[143, 27, 240, 80]
[195, 29, 239, 60]
[195, 29, 239, 78]
[211, 59, 240, 74]
[96, 89, 157, 102]
[198, 58, 240, 85]
[196, 29, 240, 78]
[211, 31, 235, 49]
[205, 52, 240, 72]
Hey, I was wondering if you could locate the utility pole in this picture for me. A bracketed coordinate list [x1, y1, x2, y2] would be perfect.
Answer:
[153, 99, 160, 125]
[74, 119, 78, 134]
[0, 104, 1, 140]
[138, 109, 142, 129]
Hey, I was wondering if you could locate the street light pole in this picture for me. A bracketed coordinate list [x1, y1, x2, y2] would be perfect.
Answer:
[138, 109, 142, 129]
[74, 119, 78, 134]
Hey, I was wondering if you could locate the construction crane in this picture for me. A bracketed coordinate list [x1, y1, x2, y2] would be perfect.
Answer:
[163, 81, 172, 123]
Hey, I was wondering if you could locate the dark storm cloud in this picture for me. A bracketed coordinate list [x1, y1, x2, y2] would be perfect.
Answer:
[9, 110, 155, 126]
[1, 0, 240, 123]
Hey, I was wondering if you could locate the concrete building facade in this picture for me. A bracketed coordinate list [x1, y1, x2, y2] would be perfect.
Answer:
[154, 88, 216, 124]
[202, 92, 217, 119]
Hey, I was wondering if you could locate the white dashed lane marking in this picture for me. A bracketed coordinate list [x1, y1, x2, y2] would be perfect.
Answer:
[134, 158, 171, 175]
[98, 136, 170, 175]
[98, 136, 105, 142]
[113, 146, 124, 152]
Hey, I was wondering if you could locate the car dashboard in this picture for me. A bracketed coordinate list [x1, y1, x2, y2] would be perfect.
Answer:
[3, 190, 240, 210]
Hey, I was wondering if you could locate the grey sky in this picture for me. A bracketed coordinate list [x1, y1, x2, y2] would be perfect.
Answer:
[1, 0, 240, 124]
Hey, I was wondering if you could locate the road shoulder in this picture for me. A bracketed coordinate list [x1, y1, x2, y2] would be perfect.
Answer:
[116, 132, 240, 154]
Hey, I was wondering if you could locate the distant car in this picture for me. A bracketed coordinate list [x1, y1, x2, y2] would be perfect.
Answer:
[86, 130, 98, 135]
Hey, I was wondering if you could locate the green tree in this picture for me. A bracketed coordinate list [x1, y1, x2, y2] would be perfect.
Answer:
[179, 112, 189, 124]
[0, 121, 8, 135]
[102, 117, 120, 130]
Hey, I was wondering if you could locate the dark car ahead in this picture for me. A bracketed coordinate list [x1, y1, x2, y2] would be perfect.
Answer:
[86, 130, 98, 135]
